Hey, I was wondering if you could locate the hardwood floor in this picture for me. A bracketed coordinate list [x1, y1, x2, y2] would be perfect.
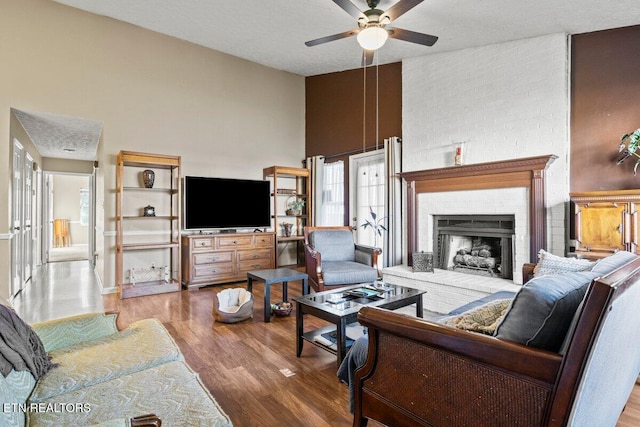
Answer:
[103, 279, 354, 427]
[13, 260, 640, 426]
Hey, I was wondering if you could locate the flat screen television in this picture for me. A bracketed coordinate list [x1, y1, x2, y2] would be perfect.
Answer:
[183, 176, 271, 231]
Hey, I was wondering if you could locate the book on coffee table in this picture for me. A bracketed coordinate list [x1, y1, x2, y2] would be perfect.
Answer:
[313, 324, 367, 350]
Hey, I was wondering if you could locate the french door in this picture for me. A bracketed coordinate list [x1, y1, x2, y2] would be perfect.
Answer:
[349, 150, 386, 250]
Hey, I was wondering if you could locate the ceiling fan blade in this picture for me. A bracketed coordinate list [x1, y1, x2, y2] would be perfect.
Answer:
[305, 29, 359, 47]
[332, 0, 365, 20]
[362, 49, 374, 66]
[388, 27, 438, 46]
[383, 0, 424, 22]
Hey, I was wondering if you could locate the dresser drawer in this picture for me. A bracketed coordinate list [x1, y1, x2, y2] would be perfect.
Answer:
[237, 249, 272, 261]
[239, 258, 273, 272]
[193, 251, 233, 265]
[194, 263, 234, 279]
[217, 235, 253, 248]
[191, 238, 214, 251]
[254, 234, 275, 247]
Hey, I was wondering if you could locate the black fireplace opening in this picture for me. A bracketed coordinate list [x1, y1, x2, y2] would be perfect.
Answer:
[434, 215, 515, 279]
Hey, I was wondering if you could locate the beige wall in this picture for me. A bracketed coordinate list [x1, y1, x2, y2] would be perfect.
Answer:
[0, 0, 305, 298]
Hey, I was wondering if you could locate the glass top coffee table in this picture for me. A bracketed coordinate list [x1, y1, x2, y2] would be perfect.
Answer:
[293, 282, 425, 366]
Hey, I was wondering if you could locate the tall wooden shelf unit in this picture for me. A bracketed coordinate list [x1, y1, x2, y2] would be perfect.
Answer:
[116, 151, 182, 298]
[263, 166, 311, 267]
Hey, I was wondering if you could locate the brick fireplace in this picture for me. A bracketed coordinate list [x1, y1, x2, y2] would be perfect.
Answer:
[383, 155, 556, 314]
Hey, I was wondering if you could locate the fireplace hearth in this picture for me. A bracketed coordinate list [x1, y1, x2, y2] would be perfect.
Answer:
[434, 215, 514, 279]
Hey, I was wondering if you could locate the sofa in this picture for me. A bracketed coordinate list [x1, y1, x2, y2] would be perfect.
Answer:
[0, 308, 232, 427]
[342, 250, 640, 426]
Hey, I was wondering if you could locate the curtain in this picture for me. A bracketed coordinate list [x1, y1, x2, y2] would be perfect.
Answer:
[384, 137, 402, 267]
[306, 155, 324, 226]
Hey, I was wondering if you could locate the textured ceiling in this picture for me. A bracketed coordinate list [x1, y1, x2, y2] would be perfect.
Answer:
[51, 0, 640, 77]
[12, 109, 102, 161]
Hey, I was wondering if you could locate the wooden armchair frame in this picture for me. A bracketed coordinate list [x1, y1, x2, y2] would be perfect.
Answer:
[303, 226, 381, 292]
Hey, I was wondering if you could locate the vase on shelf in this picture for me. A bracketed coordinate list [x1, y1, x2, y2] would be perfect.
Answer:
[142, 169, 155, 188]
[281, 222, 293, 237]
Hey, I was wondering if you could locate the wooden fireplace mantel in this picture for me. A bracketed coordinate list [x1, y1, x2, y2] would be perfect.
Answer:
[401, 155, 558, 264]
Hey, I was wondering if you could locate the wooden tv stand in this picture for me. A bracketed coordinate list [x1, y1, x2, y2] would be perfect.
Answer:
[181, 232, 275, 290]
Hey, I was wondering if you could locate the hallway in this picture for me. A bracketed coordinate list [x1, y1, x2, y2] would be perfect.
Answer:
[11, 260, 104, 323]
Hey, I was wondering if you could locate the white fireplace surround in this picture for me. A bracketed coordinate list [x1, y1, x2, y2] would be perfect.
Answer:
[418, 187, 529, 284]
[383, 155, 556, 314]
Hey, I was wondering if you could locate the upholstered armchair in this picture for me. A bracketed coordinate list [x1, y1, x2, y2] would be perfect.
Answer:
[303, 226, 382, 292]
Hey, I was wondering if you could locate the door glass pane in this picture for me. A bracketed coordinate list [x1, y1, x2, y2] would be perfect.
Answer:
[352, 152, 385, 248]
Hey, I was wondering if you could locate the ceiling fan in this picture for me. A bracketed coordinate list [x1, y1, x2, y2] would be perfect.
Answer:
[305, 0, 438, 66]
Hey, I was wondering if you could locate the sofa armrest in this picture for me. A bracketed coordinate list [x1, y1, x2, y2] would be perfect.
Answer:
[522, 262, 536, 283]
[354, 244, 382, 268]
[32, 312, 119, 352]
[353, 306, 562, 427]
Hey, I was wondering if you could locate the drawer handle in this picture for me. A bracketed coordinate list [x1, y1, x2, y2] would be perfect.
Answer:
[200, 242, 206, 246]
[252, 254, 260, 259]
[209, 257, 218, 262]
[251, 264, 261, 268]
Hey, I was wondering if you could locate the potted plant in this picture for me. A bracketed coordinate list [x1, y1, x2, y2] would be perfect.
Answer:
[361, 206, 387, 248]
[286, 197, 305, 216]
[616, 128, 640, 174]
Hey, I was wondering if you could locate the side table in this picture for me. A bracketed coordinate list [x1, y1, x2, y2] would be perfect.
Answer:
[247, 268, 309, 322]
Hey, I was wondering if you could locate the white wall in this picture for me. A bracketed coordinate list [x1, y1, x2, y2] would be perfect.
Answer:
[402, 33, 570, 258]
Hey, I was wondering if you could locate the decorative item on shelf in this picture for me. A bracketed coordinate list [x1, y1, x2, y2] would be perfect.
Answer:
[271, 302, 292, 317]
[276, 188, 297, 195]
[412, 251, 434, 273]
[361, 206, 387, 248]
[143, 205, 156, 217]
[616, 128, 640, 174]
[130, 265, 169, 286]
[281, 222, 294, 237]
[285, 196, 305, 216]
[453, 141, 467, 166]
[141, 169, 155, 188]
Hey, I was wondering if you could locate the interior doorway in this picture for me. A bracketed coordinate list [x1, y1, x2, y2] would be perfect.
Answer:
[44, 172, 92, 263]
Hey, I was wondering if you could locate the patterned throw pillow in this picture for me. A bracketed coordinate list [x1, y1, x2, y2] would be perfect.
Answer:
[533, 249, 594, 277]
[442, 299, 512, 335]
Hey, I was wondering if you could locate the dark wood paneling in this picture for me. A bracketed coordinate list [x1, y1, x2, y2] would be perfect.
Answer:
[305, 62, 402, 158]
[571, 25, 640, 192]
[305, 63, 402, 225]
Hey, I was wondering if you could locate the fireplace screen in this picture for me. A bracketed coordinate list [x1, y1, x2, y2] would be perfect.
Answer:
[434, 215, 515, 279]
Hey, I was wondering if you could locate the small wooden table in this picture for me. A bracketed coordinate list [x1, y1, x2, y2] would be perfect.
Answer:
[247, 268, 309, 322]
[293, 283, 425, 365]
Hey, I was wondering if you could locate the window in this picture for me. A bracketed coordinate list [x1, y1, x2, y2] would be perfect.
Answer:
[79, 189, 89, 226]
[320, 160, 344, 225]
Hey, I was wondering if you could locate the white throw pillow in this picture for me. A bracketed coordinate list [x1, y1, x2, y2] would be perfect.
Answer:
[533, 249, 594, 277]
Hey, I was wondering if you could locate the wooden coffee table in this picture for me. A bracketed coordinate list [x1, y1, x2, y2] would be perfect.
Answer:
[293, 283, 425, 365]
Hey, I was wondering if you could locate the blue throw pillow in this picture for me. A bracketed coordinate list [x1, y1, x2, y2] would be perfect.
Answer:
[494, 270, 599, 352]
[590, 250, 637, 276]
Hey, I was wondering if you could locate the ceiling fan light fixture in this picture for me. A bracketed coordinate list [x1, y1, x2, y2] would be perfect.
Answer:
[357, 26, 388, 50]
